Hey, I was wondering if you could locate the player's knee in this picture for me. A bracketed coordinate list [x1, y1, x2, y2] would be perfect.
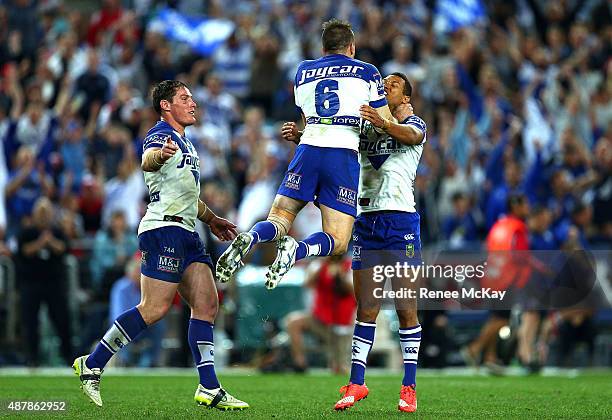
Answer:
[191, 294, 218, 320]
[330, 234, 349, 255]
[138, 301, 172, 325]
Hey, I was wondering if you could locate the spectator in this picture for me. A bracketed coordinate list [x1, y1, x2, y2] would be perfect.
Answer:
[17, 197, 72, 366]
[74, 49, 110, 121]
[90, 210, 138, 291]
[101, 156, 146, 231]
[5, 147, 54, 237]
[442, 192, 478, 248]
[381, 36, 424, 82]
[194, 73, 240, 134]
[284, 255, 355, 373]
[212, 31, 253, 100]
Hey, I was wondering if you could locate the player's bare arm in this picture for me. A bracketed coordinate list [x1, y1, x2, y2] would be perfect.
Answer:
[142, 136, 179, 172]
[360, 105, 424, 145]
[197, 199, 238, 241]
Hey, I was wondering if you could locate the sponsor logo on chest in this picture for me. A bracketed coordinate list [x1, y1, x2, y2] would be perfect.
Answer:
[298, 65, 364, 84]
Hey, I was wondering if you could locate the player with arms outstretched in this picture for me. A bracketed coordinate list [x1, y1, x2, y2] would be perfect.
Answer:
[73, 80, 248, 410]
[216, 19, 393, 288]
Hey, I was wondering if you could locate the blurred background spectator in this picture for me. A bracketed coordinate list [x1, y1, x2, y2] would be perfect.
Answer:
[284, 256, 355, 374]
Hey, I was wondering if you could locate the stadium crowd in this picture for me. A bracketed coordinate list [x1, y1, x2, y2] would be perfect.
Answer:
[0, 0, 610, 368]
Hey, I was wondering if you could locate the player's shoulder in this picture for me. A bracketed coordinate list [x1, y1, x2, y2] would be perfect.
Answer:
[350, 57, 381, 74]
[402, 114, 427, 133]
[143, 120, 175, 150]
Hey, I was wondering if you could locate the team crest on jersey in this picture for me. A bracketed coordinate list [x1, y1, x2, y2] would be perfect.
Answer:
[337, 186, 357, 207]
[158, 255, 181, 273]
[284, 172, 302, 190]
[406, 244, 415, 258]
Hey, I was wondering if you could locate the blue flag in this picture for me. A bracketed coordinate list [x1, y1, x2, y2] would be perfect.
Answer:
[434, 0, 486, 33]
[148, 8, 235, 56]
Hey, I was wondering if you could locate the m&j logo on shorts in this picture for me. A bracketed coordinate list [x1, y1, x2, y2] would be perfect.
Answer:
[285, 172, 302, 190]
[352, 245, 362, 261]
[337, 186, 357, 207]
[158, 255, 181, 273]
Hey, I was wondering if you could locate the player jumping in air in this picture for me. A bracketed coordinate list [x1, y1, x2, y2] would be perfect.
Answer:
[73, 80, 249, 410]
[342, 73, 426, 412]
[216, 19, 393, 289]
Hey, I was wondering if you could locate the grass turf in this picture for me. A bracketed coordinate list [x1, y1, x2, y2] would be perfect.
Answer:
[1, 373, 611, 419]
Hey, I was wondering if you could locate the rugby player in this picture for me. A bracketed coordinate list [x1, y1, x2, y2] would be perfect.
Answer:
[216, 19, 393, 289]
[73, 80, 248, 410]
[282, 73, 426, 411]
[335, 73, 426, 412]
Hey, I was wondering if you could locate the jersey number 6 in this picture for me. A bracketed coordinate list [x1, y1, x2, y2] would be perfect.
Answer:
[315, 80, 340, 117]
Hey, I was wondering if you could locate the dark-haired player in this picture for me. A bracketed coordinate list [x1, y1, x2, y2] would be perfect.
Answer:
[73, 80, 248, 410]
[217, 19, 393, 290]
[336, 73, 426, 412]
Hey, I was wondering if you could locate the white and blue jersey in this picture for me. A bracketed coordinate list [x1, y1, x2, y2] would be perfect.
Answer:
[278, 54, 387, 217]
[352, 115, 427, 270]
[294, 54, 387, 151]
[138, 120, 212, 282]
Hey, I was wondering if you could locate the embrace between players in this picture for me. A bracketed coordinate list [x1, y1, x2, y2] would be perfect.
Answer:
[74, 19, 426, 413]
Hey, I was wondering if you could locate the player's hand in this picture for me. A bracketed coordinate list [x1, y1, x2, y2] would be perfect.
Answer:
[359, 105, 385, 129]
[395, 103, 414, 116]
[160, 136, 179, 161]
[208, 216, 238, 241]
[281, 122, 300, 144]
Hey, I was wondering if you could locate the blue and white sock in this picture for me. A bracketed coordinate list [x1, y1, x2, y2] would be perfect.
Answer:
[249, 221, 278, 245]
[188, 318, 220, 389]
[295, 232, 335, 261]
[399, 325, 421, 387]
[86, 307, 147, 369]
[349, 321, 376, 385]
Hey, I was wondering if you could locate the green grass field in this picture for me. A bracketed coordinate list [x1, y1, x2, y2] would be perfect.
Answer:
[1, 373, 611, 419]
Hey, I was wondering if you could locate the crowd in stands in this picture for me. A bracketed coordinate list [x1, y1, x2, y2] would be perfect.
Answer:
[0, 0, 609, 367]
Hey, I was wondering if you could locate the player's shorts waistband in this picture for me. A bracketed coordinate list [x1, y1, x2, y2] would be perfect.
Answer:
[360, 210, 416, 217]
[306, 115, 361, 127]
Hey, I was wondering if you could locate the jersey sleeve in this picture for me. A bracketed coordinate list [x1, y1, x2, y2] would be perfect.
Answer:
[367, 64, 387, 108]
[142, 132, 169, 152]
[405, 115, 427, 144]
[293, 61, 305, 109]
